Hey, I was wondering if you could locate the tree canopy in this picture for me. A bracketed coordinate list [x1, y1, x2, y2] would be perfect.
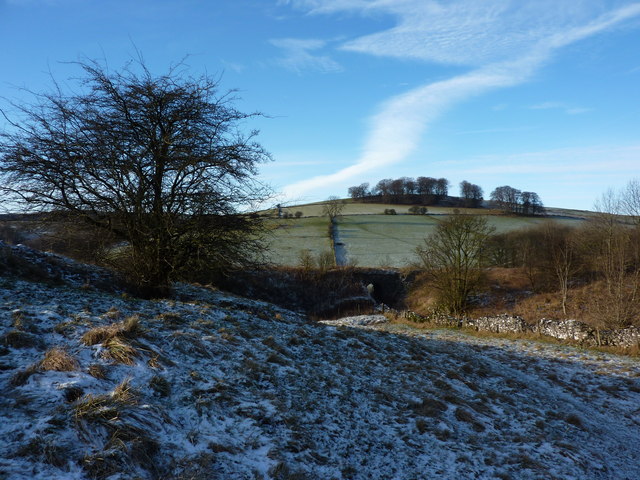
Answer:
[0, 59, 272, 294]
[490, 185, 543, 215]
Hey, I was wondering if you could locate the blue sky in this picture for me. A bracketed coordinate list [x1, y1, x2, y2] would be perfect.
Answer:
[1, 0, 639, 210]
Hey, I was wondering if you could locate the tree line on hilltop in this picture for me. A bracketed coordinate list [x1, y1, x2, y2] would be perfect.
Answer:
[347, 177, 544, 214]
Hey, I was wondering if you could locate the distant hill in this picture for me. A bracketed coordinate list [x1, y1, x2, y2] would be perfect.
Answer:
[264, 200, 591, 268]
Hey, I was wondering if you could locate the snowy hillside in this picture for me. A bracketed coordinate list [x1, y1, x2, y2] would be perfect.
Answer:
[1, 276, 640, 479]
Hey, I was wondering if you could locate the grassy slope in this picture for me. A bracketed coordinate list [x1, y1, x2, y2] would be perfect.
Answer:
[265, 201, 588, 268]
[1, 276, 639, 480]
[263, 216, 333, 265]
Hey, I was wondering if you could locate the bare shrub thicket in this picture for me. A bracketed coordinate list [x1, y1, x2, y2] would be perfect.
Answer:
[22, 218, 117, 265]
[580, 189, 640, 329]
[483, 181, 640, 326]
[488, 222, 582, 314]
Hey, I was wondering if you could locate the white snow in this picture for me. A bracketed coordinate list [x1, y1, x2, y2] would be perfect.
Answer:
[1, 275, 639, 479]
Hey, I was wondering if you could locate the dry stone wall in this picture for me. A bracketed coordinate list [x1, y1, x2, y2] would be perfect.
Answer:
[403, 310, 640, 348]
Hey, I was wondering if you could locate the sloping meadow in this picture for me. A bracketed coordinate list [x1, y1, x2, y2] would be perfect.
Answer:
[265, 212, 586, 268]
[1, 276, 640, 479]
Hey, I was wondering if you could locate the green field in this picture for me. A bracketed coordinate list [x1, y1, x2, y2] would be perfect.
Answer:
[272, 201, 487, 218]
[264, 203, 589, 268]
[263, 216, 333, 265]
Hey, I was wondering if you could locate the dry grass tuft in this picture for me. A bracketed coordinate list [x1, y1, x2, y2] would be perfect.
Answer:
[74, 379, 139, 422]
[156, 312, 185, 328]
[123, 314, 140, 331]
[564, 413, 584, 429]
[1, 329, 44, 349]
[454, 407, 486, 432]
[40, 347, 79, 372]
[81, 324, 121, 346]
[88, 363, 107, 379]
[101, 337, 138, 365]
[103, 307, 121, 320]
[74, 378, 159, 478]
[14, 435, 67, 468]
[111, 378, 138, 404]
[10, 364, 39, 386]
[82, 315, 141, 346]
[149, 375, 171, 397]
[11, 347, 78, 386]
[410, 396, 448, 418]
[63, 385, 85, 402]
[82, 315, 142, 366]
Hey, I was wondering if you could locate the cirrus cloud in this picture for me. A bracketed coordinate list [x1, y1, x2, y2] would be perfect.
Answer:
[281, 0, 640, 199]
[270, 37, 343, 74]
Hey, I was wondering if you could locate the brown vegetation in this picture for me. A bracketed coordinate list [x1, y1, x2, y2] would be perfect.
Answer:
[40, 347, 79, 372]
[409, 180, 640, 329]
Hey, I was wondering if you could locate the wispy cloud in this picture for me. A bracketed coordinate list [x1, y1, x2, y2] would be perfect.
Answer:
[282, 1, 640, 199]
[530, 101, 566, 110]
[456, 126, 537, 136]
[220, 60, 246, 74]
[530, 101, 592, 115]
[270, 37, 342, 74]
[450, 144, 640, 176]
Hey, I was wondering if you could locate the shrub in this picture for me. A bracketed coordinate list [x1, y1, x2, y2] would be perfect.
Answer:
[409, 206, 428, 215]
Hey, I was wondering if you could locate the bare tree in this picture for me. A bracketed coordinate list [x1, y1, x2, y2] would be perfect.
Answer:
[459, 181, 483, 208]
[490, 185, 521, 213]
[435, 178, 449, 200]
[416, 214, 495, 314]
[544, 223, 579, 315]
[322, 196, 346, 220]
[582, 189, 640, 330]
[0, 58, 272, 294]
[621, 178, 640, 224]
[348, 183, 370, 200]
[490, 185, 543, 215]
[374, 178, 393, 202]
